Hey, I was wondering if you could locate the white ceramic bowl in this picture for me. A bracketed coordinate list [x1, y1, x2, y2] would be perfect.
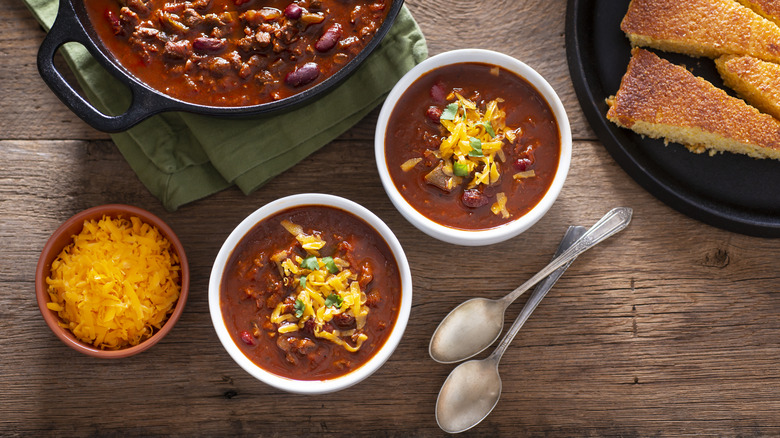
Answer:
[209, 194, 412, 394]
[375, 49, 572, 246]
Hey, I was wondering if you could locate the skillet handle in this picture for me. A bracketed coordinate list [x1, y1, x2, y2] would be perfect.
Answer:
[36, 0, 162, 132]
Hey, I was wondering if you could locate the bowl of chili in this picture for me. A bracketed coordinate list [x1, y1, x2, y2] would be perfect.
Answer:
[375, 49, 572, 246]
[36, 204, 189, 358]
[37, 0, 403, 132]
[209, 193, 412, 394]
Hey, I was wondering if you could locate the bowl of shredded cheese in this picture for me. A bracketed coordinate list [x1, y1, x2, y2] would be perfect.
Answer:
[36, 204, 189, 358]
[375, 49, 572, 245]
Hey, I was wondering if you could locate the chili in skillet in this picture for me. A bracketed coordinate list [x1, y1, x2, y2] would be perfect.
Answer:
[85, 0, 391, 106]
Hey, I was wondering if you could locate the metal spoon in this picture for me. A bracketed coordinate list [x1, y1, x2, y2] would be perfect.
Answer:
[434, 225, 585, 433]
[429, 207, 633, 364]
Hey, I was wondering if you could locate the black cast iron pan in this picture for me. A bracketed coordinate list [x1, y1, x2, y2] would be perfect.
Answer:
[37, 0, 404, 132]
[566, 0, 780, 237]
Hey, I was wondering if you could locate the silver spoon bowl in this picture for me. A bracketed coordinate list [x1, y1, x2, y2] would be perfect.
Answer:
[429, 207, 633, 364]
[435, 225, 586, 433]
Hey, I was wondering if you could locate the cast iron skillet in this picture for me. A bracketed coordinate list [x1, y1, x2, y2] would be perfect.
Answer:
[566, 0, 780, 237]
[37, 0, 404, 132]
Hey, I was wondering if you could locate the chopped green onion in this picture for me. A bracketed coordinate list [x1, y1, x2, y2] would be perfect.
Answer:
[301, 256, 319, 270]
[468, 137, 484, 157]
[484, 121, 495, 137]
[322, 256, 339, 274]
[453, 162, 470, 177]
[293, 299, 305, 318]
[440, 102, 458, 121]
[324, 293, 343, 308]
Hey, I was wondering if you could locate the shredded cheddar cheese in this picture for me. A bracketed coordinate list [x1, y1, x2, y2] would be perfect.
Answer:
[405, 91, 536, 218]
[272, 221, 369, 353]
[438, 94, 516, 194]
[46, 216, 181, 350]
[491, 192, 510, 219]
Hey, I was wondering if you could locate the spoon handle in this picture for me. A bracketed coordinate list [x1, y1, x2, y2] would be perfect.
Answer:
[502, 207, 633, 306]
[489, 225, 586, 361]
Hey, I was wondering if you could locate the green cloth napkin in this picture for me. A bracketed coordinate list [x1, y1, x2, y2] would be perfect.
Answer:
[24, 0, 428, 210]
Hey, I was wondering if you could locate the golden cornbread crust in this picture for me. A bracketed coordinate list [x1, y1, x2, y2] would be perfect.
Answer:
[606, 48, 780, 160]
[621, 0, 780, 63]
[716, 54, 780, 120]
[736, 0, 780, 27]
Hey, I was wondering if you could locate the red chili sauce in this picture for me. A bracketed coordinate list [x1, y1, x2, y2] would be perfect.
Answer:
[385, 63, 561, 230]
[85, 0, 391, 106]
[220, 205, 401, 380]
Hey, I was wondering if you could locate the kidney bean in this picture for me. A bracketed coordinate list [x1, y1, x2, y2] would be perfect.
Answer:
[193, 37, 226, 52]
[429, 81, 447, 103]
[233, 0, 251, 6]
[462, 189, 490, 208]
[284, 3, 303, 19]
[315, 23, 342, 52]
[332, 313, 357, 330]
[302, 319, 316, 335]
[285, 62, 320, 87]
[239, 330, 255, 345]
[426, 106, 442, 122]
[513, 157, 532, 171]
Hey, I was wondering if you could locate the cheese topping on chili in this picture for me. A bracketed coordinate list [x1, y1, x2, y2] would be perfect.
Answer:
[271, 220, 369, 353]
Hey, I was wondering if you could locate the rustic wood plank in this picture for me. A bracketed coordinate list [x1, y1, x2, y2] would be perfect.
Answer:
[3, 135, 780, 436]
[4, 0, 780, 435]
[0, 1, 110, 141]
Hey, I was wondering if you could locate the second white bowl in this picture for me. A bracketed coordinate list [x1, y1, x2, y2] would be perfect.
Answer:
[375, 49, 572, 246]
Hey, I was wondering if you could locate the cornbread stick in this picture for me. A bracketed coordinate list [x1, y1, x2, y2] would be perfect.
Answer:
[716, 54, 780, 120]
[621, 0, 780, 63]
[606, 48, 780, 160]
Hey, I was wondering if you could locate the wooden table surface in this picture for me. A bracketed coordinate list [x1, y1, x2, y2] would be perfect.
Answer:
[3, 0, 780, 436]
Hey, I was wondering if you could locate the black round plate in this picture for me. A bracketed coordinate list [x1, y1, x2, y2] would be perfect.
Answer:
[565, 0, 780, 237]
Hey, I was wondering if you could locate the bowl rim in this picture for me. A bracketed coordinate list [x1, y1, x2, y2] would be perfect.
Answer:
[35, 204, 190, 359]
[374, 48, 572, 246]
[208, 193, 413, 394]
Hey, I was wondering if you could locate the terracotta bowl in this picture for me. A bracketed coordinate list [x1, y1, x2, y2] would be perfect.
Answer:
[35, 204, 190, 358]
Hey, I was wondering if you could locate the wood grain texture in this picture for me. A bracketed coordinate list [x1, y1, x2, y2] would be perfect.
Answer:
[3, 0, 780, 436]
